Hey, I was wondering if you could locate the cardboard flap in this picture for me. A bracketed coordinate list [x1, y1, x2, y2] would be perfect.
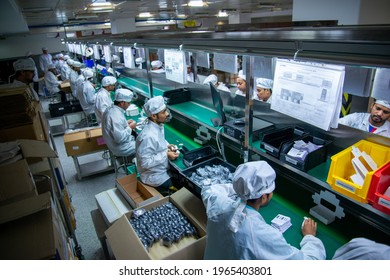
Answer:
[105, 214, 150, 260]
[0, 192, 51, 224]
[171, 188, 207, 231]
[18, 139, 56, 158]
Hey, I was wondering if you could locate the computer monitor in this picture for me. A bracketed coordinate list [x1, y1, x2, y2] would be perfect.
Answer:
[210, 83, 227, 127]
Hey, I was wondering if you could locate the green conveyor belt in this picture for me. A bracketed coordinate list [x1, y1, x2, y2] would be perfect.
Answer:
[170, 101, 220, 127]
[118, 77, 170, 97]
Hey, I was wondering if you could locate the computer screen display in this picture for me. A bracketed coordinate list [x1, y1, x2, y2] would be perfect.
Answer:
[210, 83, 227, 126]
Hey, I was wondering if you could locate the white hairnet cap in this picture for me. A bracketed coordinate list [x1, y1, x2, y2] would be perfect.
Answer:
[376, 99, 390, 110]
[115, 88, 134, 102]
[46, 63, 55, 70]
[135, 57, 143, 64]
[233, 161, 276, 200]
[102, 76, 117, 87]
[72, 61, 83, 68]
[14, 58, 36, 72]
[83, 69, 94, 79]
[203, 74, 218, 85]
[42, 47, 48, 51]
[256, 78, 273, 90]
[143, 96, 166, 116]
[332, 238, 390, 260]
[57, 53, 64, 58]
[67, 59, 74, 66]
[63, 55, 70, 60]
[112, 54, 120, 62]
[238, 70, 246, 81]
[151, 60, 163, 68]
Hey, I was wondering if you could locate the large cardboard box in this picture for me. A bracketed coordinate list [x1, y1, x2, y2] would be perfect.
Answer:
[0, 139, 56, 204]
[0, 192, 70, 260]
[105, 188, 207, 260]
[116, 174, 162, 209]
[63, 127, 107, 156]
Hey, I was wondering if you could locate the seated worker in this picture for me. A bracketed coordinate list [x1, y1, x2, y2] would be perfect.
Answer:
[78, 69, 96, 119]
[332, 237, 390, 260]
[44, 63, 67, 103]
[186, 63, 199, 83]
[235, 70, 247, 96]
[94, 76, 116, 124]
[102, 89, 136, 159]
[203, 74, 230, 93]
[136, 96, 180, 195]
[12, 58, 39, 101]
[69, 61, 83, 100]
[339, 99, 390, 138]
[201, 161, 326, 260]
[151, 60, 164, 71]
[253, 78, 273, 103]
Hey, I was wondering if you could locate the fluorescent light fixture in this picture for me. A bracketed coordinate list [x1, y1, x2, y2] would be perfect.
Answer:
[91, 1, 112, 7]
[188, 1, 204, 7]
[218, 10, 228, 17]
[139, 12, 152, 17]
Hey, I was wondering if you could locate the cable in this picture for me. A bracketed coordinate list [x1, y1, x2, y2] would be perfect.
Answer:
[216, 126, 226, 161]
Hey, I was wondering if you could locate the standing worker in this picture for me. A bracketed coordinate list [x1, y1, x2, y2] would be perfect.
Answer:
[12, 58, 40, 101]
[136, 96, 179, 195]
[203, 74, 230, 93]
[102, 88, 136, 159]
[339, 99, 390, 138]
[94, 76, 116, 124]
[39, 47, 52, 74]
[25, 51, 40, 94]
[201, 161, 326, 260]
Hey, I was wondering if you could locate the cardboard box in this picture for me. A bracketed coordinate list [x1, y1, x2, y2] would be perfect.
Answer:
[63, 127, 107, 156]
[95, 188, 132, 226]
[116, 174, 162, 209]
[105, 188, 207, 260]
[0, 192, 70, 259]
[0, 139, 56, 204]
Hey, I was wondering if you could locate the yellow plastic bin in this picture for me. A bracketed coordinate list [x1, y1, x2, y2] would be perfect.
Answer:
[326, 140, 390, 203]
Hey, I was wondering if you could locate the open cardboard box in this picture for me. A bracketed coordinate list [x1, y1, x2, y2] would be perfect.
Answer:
[116, 173, 162, 209]
[0, 192, 70, 260]
[0, 139, 56, 204]
[105, 187, 207, 260]
[63, 127, 107, 157]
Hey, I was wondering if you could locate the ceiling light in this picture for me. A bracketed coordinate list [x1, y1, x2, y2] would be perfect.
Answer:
[139, 12, 152, 17]
[188, 1, 205, 7]
[218, 10, 228, 17]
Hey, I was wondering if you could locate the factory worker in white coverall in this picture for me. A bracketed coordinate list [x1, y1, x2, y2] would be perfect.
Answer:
[94, 76, 116, 124]
[201, 161, 326, 260]
[332, 237, 390, 260]
[338, 99, 390, 138]
[136, 96, 179, 196]
[102, 89, 136, 159]
[203, 74, 230, 93]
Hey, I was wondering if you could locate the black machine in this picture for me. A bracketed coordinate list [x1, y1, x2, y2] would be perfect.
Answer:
[210, 83, 227, 127]
[224, 117, 274, 142]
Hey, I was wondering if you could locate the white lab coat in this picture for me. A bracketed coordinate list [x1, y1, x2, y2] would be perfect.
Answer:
[102, 105, 135, 157]
[136, 120, 170, 187]
[201, 183, 326, 260]
[61, 63, 71, 81]
[94, 87, 113, 124]
[69, 69, 79, 98]
[44, 71, 61, 94]
[235, 89, 245, 96]
[332, 237, 390, 260]
[339, 112, 390, 137]
[75, 74, 85, 99]
[217, 83, 230, 93]
[56, 60, 64, 75]
[12, 79, 39, 101]
[26, 57, 39, 82]
[78, 80, 96, 115]
[39, 53, 52, 72]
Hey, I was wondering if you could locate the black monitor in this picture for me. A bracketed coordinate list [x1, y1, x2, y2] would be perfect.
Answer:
[210, 83, 227, 127]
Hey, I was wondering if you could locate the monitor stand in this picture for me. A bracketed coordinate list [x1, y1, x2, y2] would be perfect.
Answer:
[211, 117, 223, 127]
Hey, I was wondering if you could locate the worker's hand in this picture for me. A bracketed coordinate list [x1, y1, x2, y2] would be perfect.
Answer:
[127, 119, 137, 130]
[301, 218, 317, 237]
[167, 150, 179, 160]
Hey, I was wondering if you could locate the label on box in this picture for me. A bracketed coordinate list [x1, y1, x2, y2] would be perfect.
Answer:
[378, 197, 390, 209]
[72, 146, 80, 150]
[285, 156, 298, 165]
[335, 179, 356, 193]
[263, 144, 274, 152]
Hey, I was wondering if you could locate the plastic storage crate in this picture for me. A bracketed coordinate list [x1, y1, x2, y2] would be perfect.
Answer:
[279, 135, 332, 171]
[182, 146, 219, 168]
[366, 161, 390, 215]
[180, 157, 236, 198]
[260, 126, 307, 158]
[326, 140, 390, 203]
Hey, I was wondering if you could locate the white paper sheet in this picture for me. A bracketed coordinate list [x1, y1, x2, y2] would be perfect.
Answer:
[271, 59, 345, 131]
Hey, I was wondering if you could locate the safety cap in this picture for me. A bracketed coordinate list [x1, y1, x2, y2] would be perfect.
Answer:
[143, 96, 166, 117]
[256, 78, 273, 90]
[102, 76, 117, 87]
[13, 58, 36, 72]
[375, 99, 390, 110]
[115, 88, 134, 102]
[203, 74, 218, 85]
[151, 60, 163, 68]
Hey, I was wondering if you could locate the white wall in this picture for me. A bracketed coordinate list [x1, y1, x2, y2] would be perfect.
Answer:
[0, 33, 65, 59]
[359, 0, 390, 25]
